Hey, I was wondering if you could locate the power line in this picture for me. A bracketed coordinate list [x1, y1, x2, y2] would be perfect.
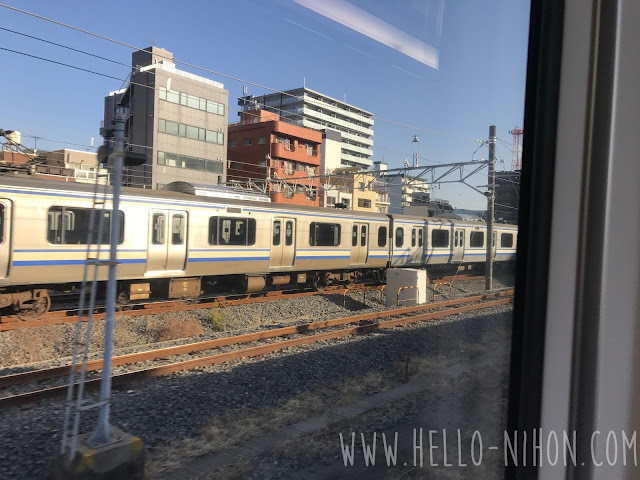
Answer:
[0, 4, 484, 143]
[0, 26, 130, 68]
[0, 46, 123, 81]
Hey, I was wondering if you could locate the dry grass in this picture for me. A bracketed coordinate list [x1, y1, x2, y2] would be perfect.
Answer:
[152, 317, 204, 342]
[0, 329, 58, 366]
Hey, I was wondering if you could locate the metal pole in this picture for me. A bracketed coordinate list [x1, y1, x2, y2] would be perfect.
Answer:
[90, 106, 127, 445]
[485, 125, 496, 290]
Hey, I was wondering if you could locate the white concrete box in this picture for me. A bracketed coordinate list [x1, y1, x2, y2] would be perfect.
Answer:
[386, 268, 427, 308]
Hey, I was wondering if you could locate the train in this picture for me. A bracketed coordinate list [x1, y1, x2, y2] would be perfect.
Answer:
[0, 176, 517, 319]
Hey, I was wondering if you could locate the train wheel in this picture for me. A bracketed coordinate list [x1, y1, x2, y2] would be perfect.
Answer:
[313, 273, 328, 292]
[17, 295, 51, 320]
[116, 291, 133, 311]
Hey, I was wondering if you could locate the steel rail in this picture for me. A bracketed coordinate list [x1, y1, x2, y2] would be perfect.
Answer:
[0, 293, 512, 408]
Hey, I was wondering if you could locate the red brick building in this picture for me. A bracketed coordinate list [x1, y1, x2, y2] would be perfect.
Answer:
[227, 110, 322, 206]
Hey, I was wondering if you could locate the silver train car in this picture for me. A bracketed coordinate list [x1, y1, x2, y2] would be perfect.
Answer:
[0, 176, 516, 319]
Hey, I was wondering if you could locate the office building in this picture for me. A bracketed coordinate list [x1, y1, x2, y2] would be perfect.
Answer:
[104, 47, 228, 189]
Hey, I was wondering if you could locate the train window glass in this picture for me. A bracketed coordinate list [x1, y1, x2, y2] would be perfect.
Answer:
[285, 221, 293, 246]
[47, 207, 123, 245]
[418, 229, 423, 247]
[171, 215, 184, 245]
[352, 226, 358, 246]
[432, 230, 449, 248]
[152, 213, 165, 245]
[216, 218, 256, 246]
[208, 217, 218, 245]
[470, 231, 484, 248]
[378, 226, 387, 247]
[309, 222, 341, 247]
[454, 231, 458, 247]
[273, 221, 281, 246]
[411, 228, 416, 247]
[361, 225, 367, 246]
[395, 227, 404, 248]
[0, 203, 3, 243]
[501, 233, 513, 248]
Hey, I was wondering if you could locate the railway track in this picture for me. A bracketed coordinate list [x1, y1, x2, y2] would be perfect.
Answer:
[0, 274, 488, 331]
[0, 290, 513, 408]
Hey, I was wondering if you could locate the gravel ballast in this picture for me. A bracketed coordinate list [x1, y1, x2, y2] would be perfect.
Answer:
[0, 274, 514, 479]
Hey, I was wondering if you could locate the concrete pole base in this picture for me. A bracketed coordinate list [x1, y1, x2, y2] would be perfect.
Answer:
[50, 427, 144, 480]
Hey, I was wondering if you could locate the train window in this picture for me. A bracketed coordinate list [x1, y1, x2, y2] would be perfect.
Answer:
[395, 227, 404, 248]
[309, 222, 341, 246]
[152, 213, 165, 245]
[454, 231, 458, 247]
[0, 204, 3, 243]
[377, 226, 387, 247]
[470, 231, 484, 248]
[418, 229, 423, 247]
[171, 215, 184, 245]
[501, 233, 513, 248]
[208, 217, 218, 245]
[208, 217, 256, 246]
[285, 221, 293, 246]
[352, 226, 358, 246]
[47, 207, 124, 245]
[411, 228, 416, 247]
[431, 229, 449, 248]
[273, 221, 281, 246]
[360, 225, 367, 246]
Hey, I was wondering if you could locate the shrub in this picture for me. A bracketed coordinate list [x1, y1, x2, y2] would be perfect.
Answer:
[210, 309, 226, 332]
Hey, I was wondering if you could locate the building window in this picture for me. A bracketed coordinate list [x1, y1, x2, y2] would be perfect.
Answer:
[47, 207, 124, 245]
[159, 86, 225, 116]
[326, 196, 336, 206]
[309, 222, 341, 246]
[158, 151, 223, 174]
[470, 231, 484, 248]
[229, 139, 237, 148]
[378, 226, 387, 247]
[357, 198, 371, 208]
[306, 144, 315, 156]
[243, 138, 252, 146]
[432, 230, 450, 248]
[208, 217, 256, 246]
[158, 119, 224, 145]
[258, 136, 267, 144]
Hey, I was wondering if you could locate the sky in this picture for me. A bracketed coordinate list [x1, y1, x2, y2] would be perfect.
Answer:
[0, 0, 531, 210]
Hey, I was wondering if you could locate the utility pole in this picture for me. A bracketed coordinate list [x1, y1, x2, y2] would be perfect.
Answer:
[90, 106, 126, 445]
[485, 125, 496, 290]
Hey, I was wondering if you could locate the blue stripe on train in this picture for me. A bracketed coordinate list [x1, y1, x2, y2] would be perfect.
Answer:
[13, 259, 146, 266]
[188, 257, 269, 263]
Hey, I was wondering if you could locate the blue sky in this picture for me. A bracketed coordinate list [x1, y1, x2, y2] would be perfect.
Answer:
[0, 0, 530, 210]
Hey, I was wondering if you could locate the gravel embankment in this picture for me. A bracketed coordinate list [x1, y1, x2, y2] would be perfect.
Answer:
[0, 273, 513, 479]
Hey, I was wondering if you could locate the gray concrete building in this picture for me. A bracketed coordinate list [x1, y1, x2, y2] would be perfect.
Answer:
[104, 47, 228, 189]
[240, 87, 374, 169]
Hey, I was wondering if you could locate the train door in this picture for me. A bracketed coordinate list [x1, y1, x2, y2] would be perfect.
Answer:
[166, 211, 188, 271]
[0, 200, 10, 278]
[269, 218, 295, 268]
[349, 223, 369, 265]
[453, 228, 465, 262]
[147, 209, 188, 272]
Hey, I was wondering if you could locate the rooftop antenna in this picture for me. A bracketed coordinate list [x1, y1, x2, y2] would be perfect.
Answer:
[303, 76, 306, 88]
[412, 135, 420, 167]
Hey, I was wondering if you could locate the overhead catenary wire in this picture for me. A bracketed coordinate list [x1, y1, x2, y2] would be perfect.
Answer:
[0, 4, 485, 143]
